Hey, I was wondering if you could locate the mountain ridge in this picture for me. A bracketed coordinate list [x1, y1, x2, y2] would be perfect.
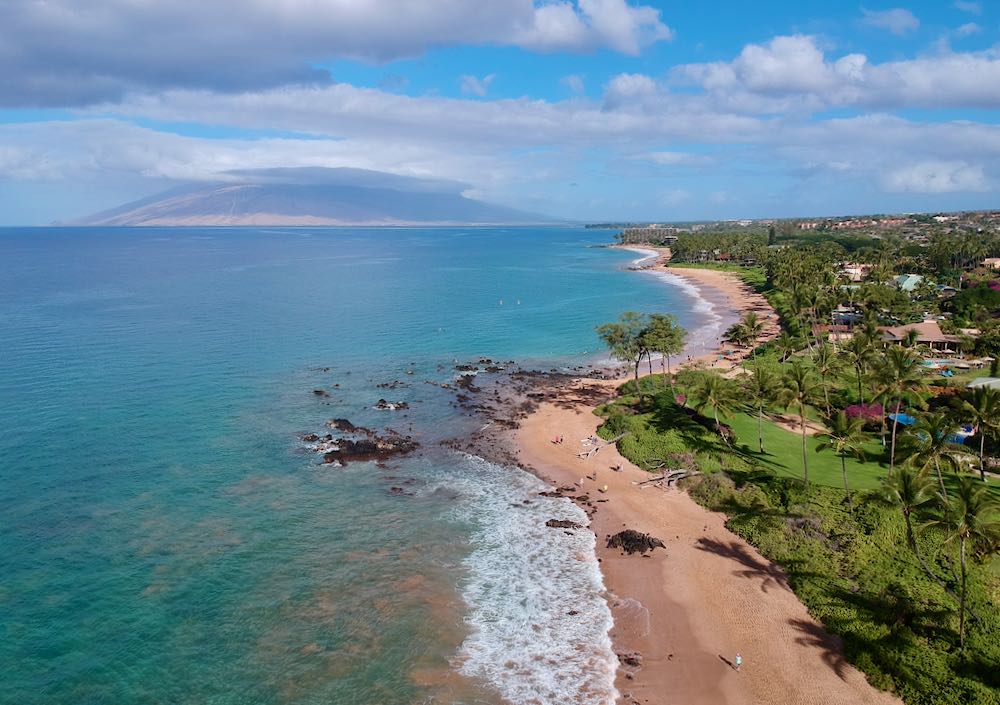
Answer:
[74, 168, 552, 226]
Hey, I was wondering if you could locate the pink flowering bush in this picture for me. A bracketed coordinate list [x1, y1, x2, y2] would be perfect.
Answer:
[845, 403, 883, 426]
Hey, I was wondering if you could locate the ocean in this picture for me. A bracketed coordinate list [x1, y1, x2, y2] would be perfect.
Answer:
[0, 227, 726, 705]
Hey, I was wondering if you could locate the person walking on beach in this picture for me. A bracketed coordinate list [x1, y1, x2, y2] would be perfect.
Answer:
[734, 652, 742, 672]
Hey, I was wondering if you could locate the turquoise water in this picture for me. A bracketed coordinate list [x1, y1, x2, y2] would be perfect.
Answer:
[0, 227, 713, 705]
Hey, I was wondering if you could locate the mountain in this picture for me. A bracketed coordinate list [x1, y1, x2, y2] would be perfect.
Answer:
[75, 168, 550, 226]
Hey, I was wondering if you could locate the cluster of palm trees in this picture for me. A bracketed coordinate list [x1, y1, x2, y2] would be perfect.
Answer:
[692, 315, 1000, 650]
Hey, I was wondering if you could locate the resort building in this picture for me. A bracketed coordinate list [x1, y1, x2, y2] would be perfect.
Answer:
[839, 263, 871, 282]
[879, 320, 966, 354]
[968, 377, 1000, 390]
[892, 273, 925, 292]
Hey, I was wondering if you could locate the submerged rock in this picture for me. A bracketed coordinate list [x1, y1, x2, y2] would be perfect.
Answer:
[606, 530, 665, 555]
[375, 399, 410, 411]
[545, 519, 582, 529]
[327, 418, 362, 433]
[456, 375, 481, 393]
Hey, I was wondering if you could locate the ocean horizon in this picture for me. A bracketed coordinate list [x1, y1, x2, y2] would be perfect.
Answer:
[0, 226, 731, 705]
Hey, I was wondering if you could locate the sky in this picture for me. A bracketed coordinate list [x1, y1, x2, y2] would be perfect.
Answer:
[0, 0, 999, 224]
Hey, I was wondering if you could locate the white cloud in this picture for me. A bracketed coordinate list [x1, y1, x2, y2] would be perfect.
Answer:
[883, 160, 988, 193]
[954, 1, 981, 14]
[460, 74, 496, 97]
[861, 8, 920, 35]
[641, 151, 714, 166]
[602, 72, 659, 108]
[561, 74, 586, 94]
[0, 0, 672, 106]
[955, 22, 982, 37]
[675, 35, 1000, 110]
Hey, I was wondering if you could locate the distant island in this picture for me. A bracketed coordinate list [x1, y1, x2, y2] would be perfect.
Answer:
[74, 167, 551, 227]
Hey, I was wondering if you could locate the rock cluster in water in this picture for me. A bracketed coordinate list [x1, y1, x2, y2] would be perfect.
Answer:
[301, 417, 419, 466]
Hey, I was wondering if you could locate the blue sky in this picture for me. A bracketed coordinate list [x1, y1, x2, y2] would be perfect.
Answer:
[0, 0, 998, 224]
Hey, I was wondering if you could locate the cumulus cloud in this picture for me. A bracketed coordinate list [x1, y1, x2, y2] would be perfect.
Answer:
[861, 8, 920, 35]
[460, 74, 496, 97]
[675, 35, 1000, 110]
[955, 22, 981, 37]
[0, 0, 672, 107]
[954, 0, 981, 14]
[883, 160, 988, 193]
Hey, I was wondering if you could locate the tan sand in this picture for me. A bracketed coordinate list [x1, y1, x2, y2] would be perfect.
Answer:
[512, 265, 900, 705]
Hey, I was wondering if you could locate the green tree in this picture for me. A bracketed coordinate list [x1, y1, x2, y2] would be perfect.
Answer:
[640, 313, 687, 389]
[923, 477, 1000, 648]
[878, 466, 956, 600]
[898, 412, 971, 496]
[815, 411, 867, 512]
[873, 346, 928, 472]
[775, 331, 801, 362]
[744, 365, 776, 453]
[691, 372, 740, 445]
[740, 311, 765, 360]
[812, 343, 842, 416]
[959, 386, 1000, 483]
[777, 362, 820, 485]
[596, 312, 649, 397]
[843, 334, 876, 405]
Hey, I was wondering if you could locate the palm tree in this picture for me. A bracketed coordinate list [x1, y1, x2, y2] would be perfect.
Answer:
[815, 411, 867, 512]
[777, 362, 820, 485]
[873, 346, 928, 472]
[775, 331, 801, 362]
[960, 386, 1000, 483]
[740, 311, 765, 359]
[691, 372, 740, 444]
[898, 412, 971, 496]
[878, 466, 959, 602]
[843, 334, 875, 405]
[924, 477, 1000, 648]
[745, 365, 776, 453]
[812, 343, 842, 416]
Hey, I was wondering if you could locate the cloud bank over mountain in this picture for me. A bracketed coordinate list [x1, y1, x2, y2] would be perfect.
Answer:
[74, 167, 551, 226]
[1, 1, 998, 224]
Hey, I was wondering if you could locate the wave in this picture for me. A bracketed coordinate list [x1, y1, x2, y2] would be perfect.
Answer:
[444, 455, 618, 705]
[644, 269, 734, 358]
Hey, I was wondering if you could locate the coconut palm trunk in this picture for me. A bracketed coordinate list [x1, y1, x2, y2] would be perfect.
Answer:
[800, 401, 809, 486]
[840, 455, 853, 512]
[959, 535, 968, 649]
[890, 398, 902, 471]
[979, 433, 987, 483]
[757, 403, 765, 453]
[933, 458, 947, 496]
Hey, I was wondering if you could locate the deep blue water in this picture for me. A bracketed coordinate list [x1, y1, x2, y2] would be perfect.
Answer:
[0, 227, 712, 705]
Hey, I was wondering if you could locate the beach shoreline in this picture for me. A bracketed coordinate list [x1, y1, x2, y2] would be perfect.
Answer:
[508, 253, 901, 705]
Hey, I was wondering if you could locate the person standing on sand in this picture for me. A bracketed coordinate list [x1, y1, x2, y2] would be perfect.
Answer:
[735, 653, 742, 672]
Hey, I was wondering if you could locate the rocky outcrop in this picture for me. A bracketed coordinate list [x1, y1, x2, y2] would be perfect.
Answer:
[606, 530, 665, 555]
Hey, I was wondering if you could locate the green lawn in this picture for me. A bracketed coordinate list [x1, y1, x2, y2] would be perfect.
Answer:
[720, 409, 889, 490]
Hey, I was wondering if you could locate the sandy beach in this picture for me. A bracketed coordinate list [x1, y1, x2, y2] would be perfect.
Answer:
[513, 260, 901, 705]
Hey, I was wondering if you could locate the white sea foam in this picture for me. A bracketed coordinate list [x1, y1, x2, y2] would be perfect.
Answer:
[622, 247, 660, 268]
[444, 455, 618, 705]
[645, 269, 734, 358]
